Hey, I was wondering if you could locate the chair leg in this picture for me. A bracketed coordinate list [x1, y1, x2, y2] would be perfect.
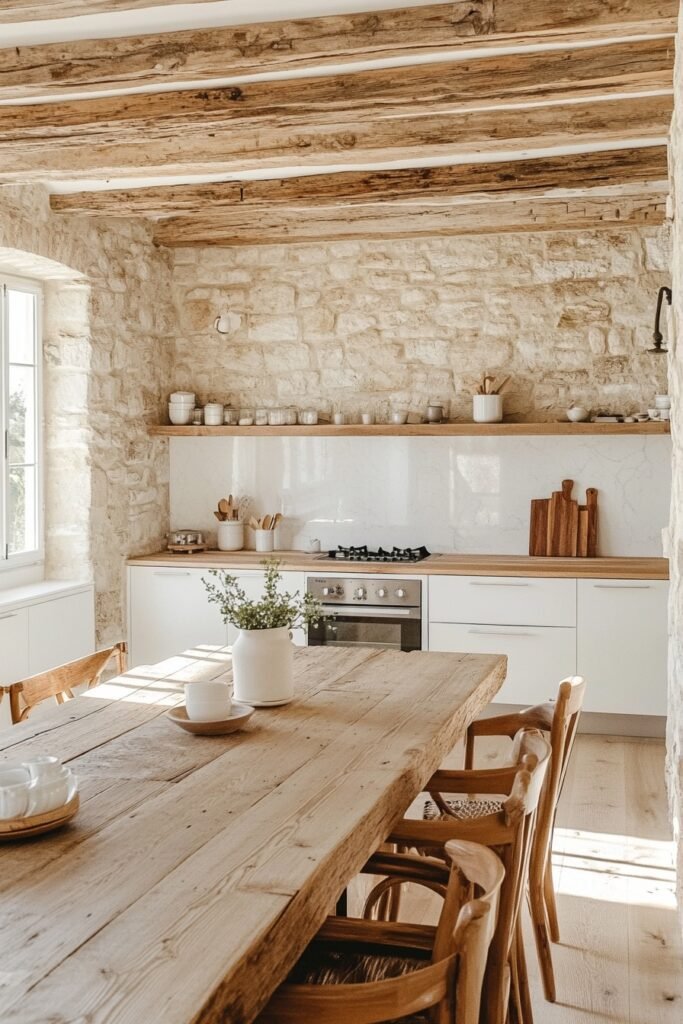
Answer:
[515, 917, 534, 1024]
[528, 884, 557, 1002]
[544, 851, 561, 943]
[509, 947, 523, 1024]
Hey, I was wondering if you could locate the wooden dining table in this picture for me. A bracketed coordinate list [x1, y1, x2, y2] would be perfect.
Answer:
[0, 644, 506, 1024]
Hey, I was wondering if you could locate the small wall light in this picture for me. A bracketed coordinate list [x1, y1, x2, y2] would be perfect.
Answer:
[214, 311, 242, 335]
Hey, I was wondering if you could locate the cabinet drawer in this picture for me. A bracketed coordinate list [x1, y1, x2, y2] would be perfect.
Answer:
[577, 579, 668, 715]
[0, 606, 29, 684]
[429, 575, 576, 627]
[28, 590, 95, 676]
[429, 622, 576, 706]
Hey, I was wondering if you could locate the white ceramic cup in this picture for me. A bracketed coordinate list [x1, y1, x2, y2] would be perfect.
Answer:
[184, 681, 232, 722]
[332, 412, 346, 425]
[0, 768, 31, 819]
[391, 409, 408, 425]
[361, 412, 374, 425]
[647, 408, 660, 420]
[22, 755, 64, 781]
[254, 529, 275, 553]
[472, 394, 503, 423]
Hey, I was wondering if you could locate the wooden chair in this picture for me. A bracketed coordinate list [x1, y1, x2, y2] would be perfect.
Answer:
[257, 839, 504, 1024]
[366, 728, 550, 1024]
[3, 642, 127, 724]
[463, 677, 586, 1003]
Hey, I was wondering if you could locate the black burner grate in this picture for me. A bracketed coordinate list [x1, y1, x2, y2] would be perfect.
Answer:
[325, 545, 431, 563]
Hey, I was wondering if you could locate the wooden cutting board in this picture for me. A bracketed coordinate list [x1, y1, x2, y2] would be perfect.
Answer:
[529, 481, 598, 557]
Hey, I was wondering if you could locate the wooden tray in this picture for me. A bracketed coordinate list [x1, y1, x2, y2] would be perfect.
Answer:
[0, 793, 80, 841]
[167, 543, 208, 554]
[167, 703, 254, 735]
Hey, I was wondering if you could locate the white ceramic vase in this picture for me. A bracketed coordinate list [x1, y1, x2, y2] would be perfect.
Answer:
[231, 626, 294, 706]
[472, 394, 503, 423]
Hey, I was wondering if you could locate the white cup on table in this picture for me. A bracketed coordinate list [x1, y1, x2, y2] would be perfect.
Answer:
[184, 680, 232, 722]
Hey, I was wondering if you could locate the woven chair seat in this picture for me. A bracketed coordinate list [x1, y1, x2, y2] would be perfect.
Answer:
[288, 946, 432, 1022]
[423, 796, 504, 821]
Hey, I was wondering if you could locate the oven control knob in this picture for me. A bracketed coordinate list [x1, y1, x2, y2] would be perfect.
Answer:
[354, 587, 367, 600]
[377, 587, 388, 598]
[395, 588, 407, 599]
[322, 586, 335, 597]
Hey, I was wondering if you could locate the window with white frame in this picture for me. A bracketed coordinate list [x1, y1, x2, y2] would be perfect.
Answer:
[0, 276, 42, 569]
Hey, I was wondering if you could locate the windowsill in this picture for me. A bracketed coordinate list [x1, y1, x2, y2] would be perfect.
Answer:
[0, 579, 93, 613]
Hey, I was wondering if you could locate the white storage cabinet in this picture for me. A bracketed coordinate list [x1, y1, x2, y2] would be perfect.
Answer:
[577, 579, 669, 715]
[128, 566, 307, 667]
[428, 575, 577, 705]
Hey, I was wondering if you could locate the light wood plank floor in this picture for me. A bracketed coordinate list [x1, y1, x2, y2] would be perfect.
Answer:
[351, 735, 682, 1023]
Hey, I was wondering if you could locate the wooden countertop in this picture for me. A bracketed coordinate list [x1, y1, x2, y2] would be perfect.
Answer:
[128, 549, 669, 580]
[0, 645, 505, 1024]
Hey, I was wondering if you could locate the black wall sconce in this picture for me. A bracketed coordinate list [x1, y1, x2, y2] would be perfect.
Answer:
[650, 285, 672, 353]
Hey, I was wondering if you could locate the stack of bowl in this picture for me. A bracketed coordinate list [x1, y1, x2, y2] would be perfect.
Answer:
[169, 391, 195, 425]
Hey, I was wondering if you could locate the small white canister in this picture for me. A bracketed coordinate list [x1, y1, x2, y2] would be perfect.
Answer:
[472, 394, 503, 423]
[254, 529, 275, 553]
[204, 402, 224, 426]
[217, 521, 244, 551]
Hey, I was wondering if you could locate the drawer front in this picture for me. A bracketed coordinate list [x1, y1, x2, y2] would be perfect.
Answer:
[429, 622, 576, 706]
[28, 590, 95, 676]
[429, 575, 576, 627]
[0, 606, 29, 684]
[577, 579, 668, 715]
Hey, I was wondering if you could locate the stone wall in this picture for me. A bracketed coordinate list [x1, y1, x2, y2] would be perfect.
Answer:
[667, 2, 683, 933]
[171, 228, 669, 421]
[0, 184, 173, 644]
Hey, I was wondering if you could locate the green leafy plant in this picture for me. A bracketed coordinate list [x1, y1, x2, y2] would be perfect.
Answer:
[203, 560, 327, 631]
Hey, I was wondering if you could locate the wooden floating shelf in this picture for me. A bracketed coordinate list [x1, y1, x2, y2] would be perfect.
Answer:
[149, 422, 670, 438]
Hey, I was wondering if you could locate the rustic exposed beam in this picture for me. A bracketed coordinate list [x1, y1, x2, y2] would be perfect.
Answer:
[0, 0, 218, 22]
[0, 39, 672, 144]
[50, 146, 669, 218]
[151, 195, 666, 247]
[0, 2, 676, 96]
[0, 94, 671, 181]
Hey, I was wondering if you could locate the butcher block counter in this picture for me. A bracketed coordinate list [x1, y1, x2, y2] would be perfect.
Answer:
[128, 550, 669, 580]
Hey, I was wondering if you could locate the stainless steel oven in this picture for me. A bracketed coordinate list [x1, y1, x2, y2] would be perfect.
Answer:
[306, 576, 422, 652]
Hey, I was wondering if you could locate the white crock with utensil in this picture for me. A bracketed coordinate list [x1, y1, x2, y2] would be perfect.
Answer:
[472, 394, 503, 423]
[231, 627, 295, 706]
[217, 521, 244, 551]
[254, 529, 275, 553]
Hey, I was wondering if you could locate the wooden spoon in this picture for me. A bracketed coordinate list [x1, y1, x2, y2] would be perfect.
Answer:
[271, 513, 282, 531]
[218, 498, 230, 516]
[249, 517, 260, 530]
[262, 514, 272, 531]
[214, 510, 226, 522]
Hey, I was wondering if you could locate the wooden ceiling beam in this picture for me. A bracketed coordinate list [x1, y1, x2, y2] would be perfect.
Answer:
[0, 94, 671, 181]
[0, 0, 218, 22]
[50, 146, 669, 218]
[0, 38, 673, 144]
[0, 2, 677, 97]
[151, 195, 666, 247]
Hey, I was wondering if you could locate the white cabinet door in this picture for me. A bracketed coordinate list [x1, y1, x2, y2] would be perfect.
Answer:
[577, 579, 669, 715]
[429, 622, 576, 706]
[0, 607, 29, 730]
[429, 575, 576, 627]
[0, 606, 29, 684]
[28, 590, 95, 676]
[129, 567, 228, 667]
[224, 572, 307, 647]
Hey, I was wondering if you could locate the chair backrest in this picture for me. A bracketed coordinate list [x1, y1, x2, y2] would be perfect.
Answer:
[4, 642, 127, 724]
[259, 840, 504, 1024]
[528, 677, 586, 889]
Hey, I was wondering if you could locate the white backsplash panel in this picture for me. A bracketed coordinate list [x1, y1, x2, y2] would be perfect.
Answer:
[169, 435, 671, 556]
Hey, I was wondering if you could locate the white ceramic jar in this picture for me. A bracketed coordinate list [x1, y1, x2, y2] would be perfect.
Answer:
[472, 394, 503, 423]
[217, 521, 244, 551]
[231, 627, 294, 706]
[254, 529, 275, 553]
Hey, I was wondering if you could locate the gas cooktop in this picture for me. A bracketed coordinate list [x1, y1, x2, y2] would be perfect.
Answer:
[320, 545, 431, 563]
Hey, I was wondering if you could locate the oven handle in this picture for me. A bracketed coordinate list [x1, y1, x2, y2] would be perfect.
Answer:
[319, 604, 419, 619]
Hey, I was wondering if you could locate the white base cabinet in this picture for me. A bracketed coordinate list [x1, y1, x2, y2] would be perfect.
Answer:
[577, 579, 669, 715]
[429, 622, 576, 706]
[128, 567, 307, 668]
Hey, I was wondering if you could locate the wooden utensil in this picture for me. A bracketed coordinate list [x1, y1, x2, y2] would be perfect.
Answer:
[270, 513, 282, 531]
[577, 506, 589, 557]
[558, 479, 578, 557]
[218, 498, 230, 516]
[262, 514, 272, 531]
[529, 481, 597, 557]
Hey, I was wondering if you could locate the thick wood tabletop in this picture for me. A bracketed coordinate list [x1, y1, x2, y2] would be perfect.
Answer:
[0, 645, 505, 1024]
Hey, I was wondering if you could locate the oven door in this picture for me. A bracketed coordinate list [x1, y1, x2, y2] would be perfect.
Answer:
[308, 605, 422, 652]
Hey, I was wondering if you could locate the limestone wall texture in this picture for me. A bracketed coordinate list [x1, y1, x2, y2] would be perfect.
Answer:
[171, 228, 669, 421]
[0, 184, 173, 644]
[667, 4, 683, 933]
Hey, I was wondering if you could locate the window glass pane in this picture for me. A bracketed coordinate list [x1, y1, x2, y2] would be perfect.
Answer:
[8, 364, 36, 464]
[7, 288, 36, 365]
[8, 465, 36, 556]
